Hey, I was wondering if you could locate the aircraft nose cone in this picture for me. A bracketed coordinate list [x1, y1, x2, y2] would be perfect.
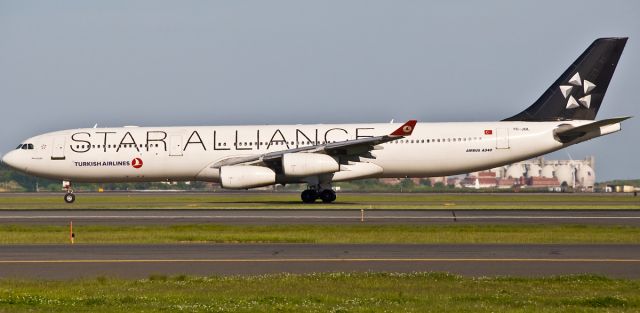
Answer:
[1, 151, 19, 170]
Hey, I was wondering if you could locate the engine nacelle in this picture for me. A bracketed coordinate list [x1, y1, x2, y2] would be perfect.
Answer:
[282, 153, 340, 177]
[332, 162, 383, 181]
[219, 165, 276, 189]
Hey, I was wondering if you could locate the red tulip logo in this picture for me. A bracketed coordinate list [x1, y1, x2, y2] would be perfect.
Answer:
[132, 158, 143, 169]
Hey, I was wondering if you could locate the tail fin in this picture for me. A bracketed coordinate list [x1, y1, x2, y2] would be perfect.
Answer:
[504, 37, 627, 121]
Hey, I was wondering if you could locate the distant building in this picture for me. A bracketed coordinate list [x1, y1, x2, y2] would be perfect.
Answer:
[460, 156, 595, 191]
[375, 156, 596, 191]
[606, 185, 638, 193]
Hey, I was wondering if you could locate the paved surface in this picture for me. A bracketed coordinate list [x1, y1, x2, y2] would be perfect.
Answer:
[0, 209, 639, 225]
[0, 244, 639, 279]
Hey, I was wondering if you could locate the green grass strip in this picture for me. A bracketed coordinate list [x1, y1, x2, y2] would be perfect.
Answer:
[0, 273, 639, 312]
[2, 224, 640, 244]
[0, 193, 639, 209]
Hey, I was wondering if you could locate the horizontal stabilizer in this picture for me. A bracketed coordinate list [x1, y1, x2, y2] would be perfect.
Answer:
[554, 116, 631, 143]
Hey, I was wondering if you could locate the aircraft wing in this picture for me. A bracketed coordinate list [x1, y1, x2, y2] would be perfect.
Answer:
[211, 120, 417, 168]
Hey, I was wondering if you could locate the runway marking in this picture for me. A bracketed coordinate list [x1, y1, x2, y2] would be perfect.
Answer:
[1, 258, 640, 264]
[1, 215, 640, 220]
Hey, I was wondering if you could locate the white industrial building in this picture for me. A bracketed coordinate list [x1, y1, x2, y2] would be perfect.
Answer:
[461, 156, 596, 191]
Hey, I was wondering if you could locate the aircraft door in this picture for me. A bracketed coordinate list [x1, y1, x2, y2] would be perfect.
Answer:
[51, 136, 66, 160]
[495, 128, 510, 149]
[169, 135, 183, 156]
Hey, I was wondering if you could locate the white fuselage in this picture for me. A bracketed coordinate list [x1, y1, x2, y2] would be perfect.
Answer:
[3, 120, 600, 184]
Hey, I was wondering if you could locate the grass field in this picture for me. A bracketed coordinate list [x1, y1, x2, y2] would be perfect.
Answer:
[2, 224, 640, 244]
[0, 192, 639, 209]
[0, 273, 638, 312]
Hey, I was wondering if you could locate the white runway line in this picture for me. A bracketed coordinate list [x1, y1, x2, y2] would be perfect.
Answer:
[1, 215, 640, 220]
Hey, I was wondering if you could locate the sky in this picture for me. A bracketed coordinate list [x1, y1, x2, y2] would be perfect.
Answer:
[0, 1, 638, 181]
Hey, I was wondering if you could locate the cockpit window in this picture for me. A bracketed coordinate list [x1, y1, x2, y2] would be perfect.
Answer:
[27, 144, 34, 150]
[21, 145, 28, 150]
[19, 143, 34, 150]
[16, 144, 22, 149]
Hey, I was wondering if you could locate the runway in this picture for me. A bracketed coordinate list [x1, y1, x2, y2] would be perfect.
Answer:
[2, 209, 639, 279]
[1, 244, 639, 279]
[0, 209, 639, 225]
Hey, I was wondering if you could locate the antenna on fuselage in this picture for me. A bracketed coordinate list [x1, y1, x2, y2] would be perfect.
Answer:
[93, 124, 98, 128]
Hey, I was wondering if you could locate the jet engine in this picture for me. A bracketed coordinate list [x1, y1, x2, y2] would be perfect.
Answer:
[219, 165, 276, 189]
[282, 153, 339, 177]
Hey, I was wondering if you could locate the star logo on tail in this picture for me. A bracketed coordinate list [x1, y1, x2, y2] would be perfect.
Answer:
[560, 72, 596, 109]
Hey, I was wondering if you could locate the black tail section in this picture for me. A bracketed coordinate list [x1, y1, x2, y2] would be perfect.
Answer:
[504, 37, 627, 121]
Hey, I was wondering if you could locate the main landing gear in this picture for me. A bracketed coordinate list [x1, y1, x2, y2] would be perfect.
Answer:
[301, 187, 336, 204]
[63, 181, 75, 204]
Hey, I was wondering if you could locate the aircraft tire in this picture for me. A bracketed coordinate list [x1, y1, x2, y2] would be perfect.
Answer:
[320, 189, 336, 203]
[64, 193, 75, 204]
[301, 190, 318, 203]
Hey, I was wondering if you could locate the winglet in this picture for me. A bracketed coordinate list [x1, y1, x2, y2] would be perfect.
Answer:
[390, 120, 417, 137]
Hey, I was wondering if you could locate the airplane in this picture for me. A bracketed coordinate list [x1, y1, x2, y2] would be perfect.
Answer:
[1, 37, 631, 204]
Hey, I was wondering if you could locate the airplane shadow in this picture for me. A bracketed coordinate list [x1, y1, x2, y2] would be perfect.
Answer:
[201, 200, 359, 205]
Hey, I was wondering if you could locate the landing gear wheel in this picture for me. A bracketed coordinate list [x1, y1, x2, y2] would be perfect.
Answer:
[64, 193, 75, 204]
[301, 190, 318, 203]
[319, 189, 337, 203]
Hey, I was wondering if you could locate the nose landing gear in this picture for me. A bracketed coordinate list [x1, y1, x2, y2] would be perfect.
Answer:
[63, 181, 75, 204]
[64, 192, 75, 203]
